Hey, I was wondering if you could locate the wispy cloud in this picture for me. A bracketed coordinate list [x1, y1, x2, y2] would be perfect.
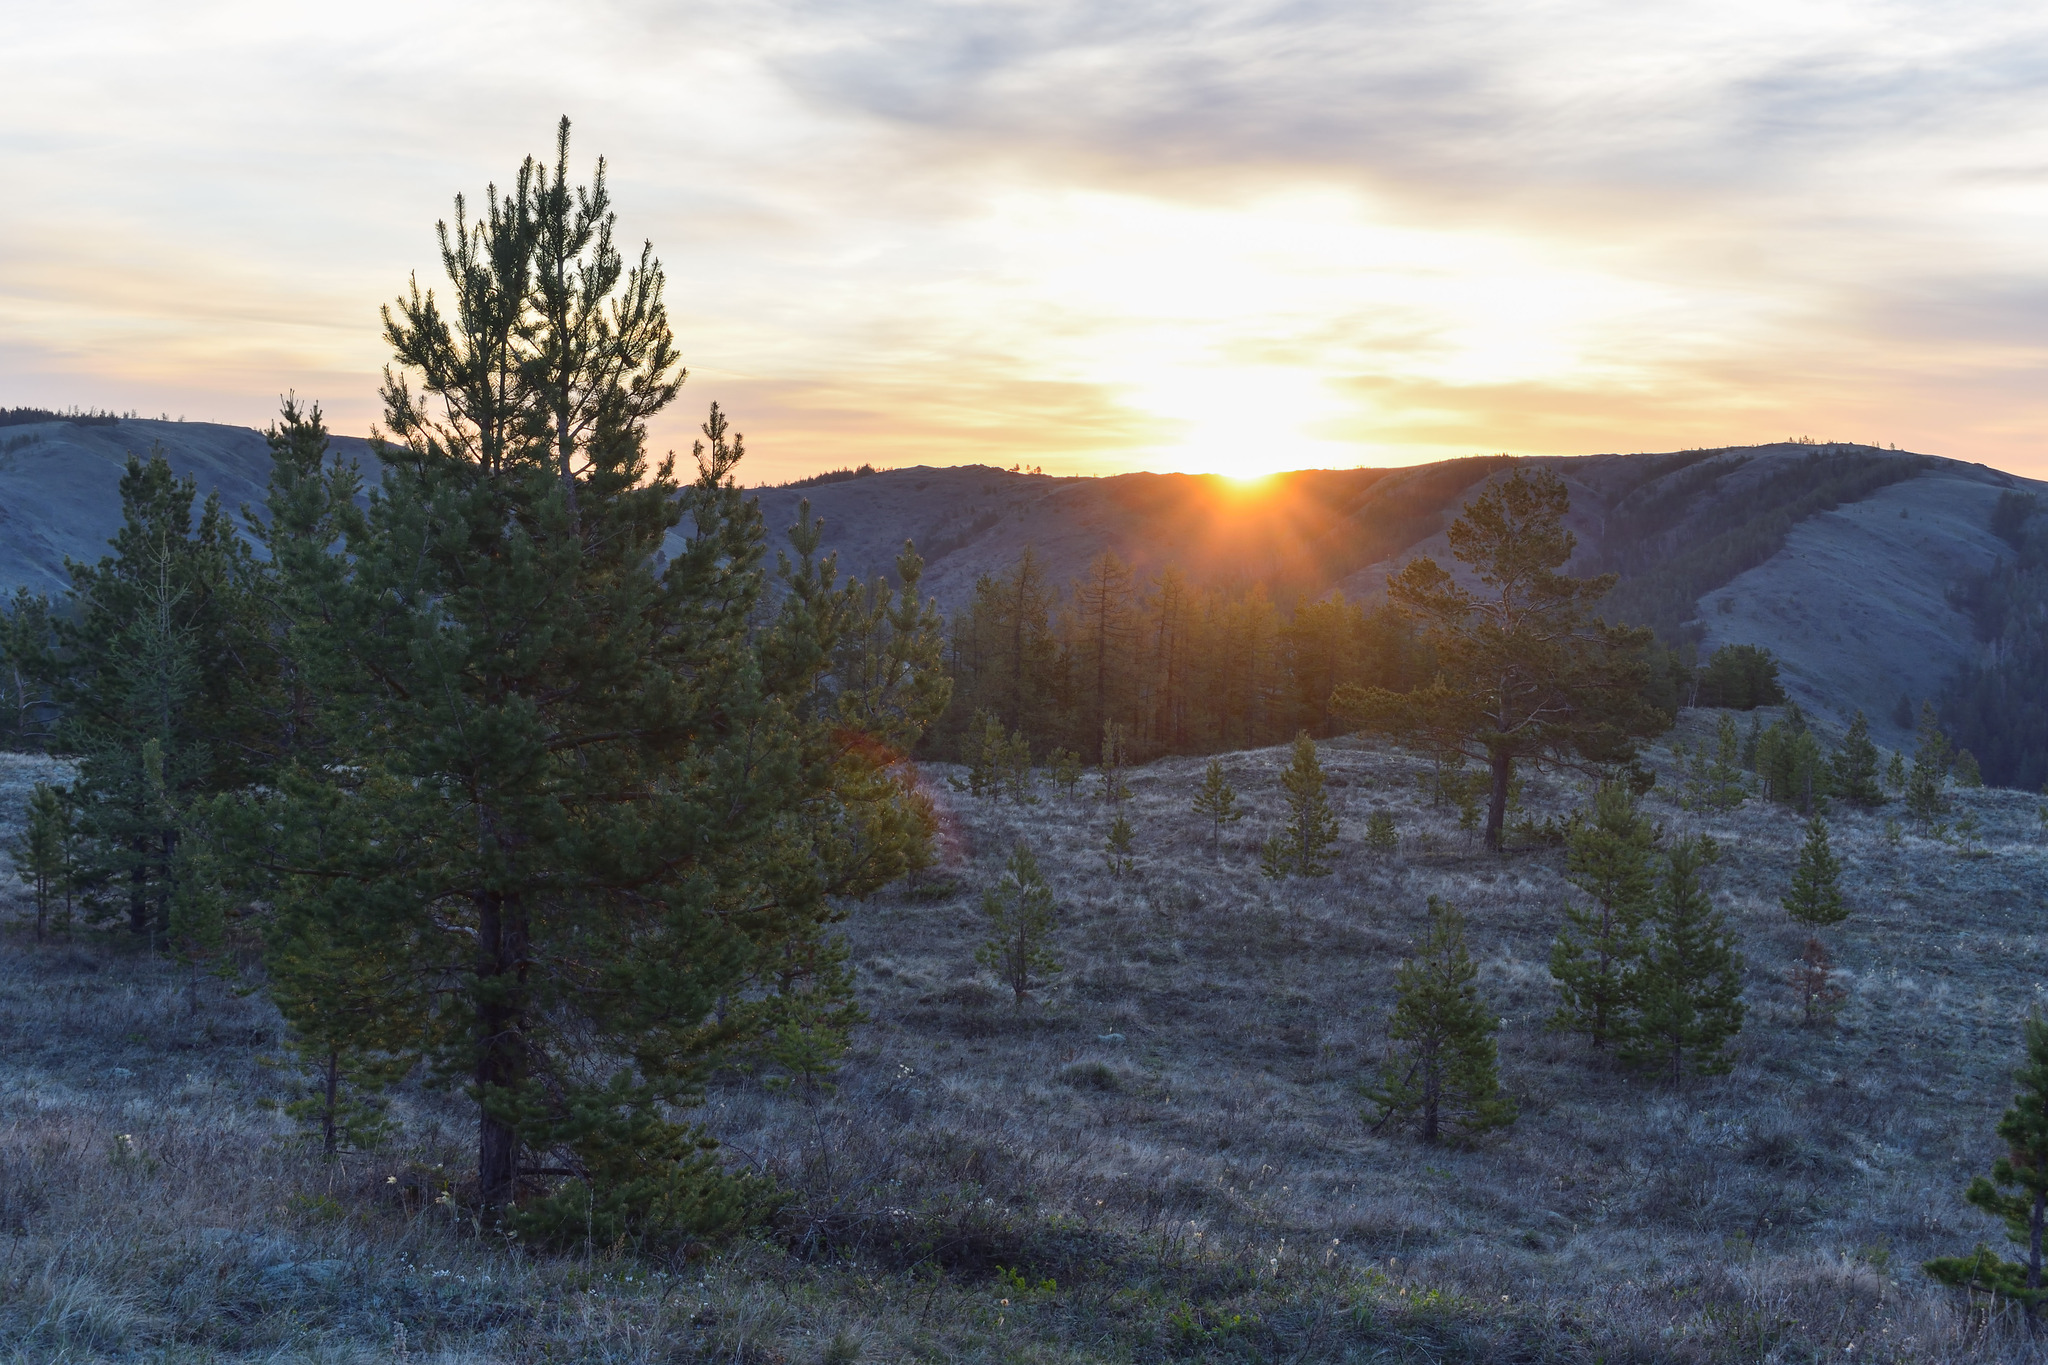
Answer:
[3, 0, 2045, 480]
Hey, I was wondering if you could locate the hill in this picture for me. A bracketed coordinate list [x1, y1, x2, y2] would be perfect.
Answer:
[0, 718, 2039, 1360]
[0, 418, 2031, 746]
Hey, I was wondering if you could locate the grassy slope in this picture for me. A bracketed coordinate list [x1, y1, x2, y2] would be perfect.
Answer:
[1, 718, 2044, 1362]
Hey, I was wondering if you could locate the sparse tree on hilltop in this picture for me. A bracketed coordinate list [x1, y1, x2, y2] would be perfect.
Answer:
[1365, 898, 1517, 1144]
[1191, 758, 1243, 854]
[1270, 731, 1339, 877]
[1621, 836, 1745, 1082]
[1925, 1015, 2048, 1323]
[1549, 783, 1658, 1049]
[976, 841, 1061, 1006]
[1335, 467, 1667, 851]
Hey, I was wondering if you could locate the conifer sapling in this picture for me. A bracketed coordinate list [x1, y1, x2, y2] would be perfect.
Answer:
[1620, 836, 1745, 1081]
[1103, 810, 1135, 877]
[1548, 783, 1658, 1049]
[1364, 810, 1398, 857]
[1275, 731, 1339, 878]
[976, 841, 1061, 1007]
[1925, 1015, 2048, 1321]
[1783, 816, 1847, 929]
[1191, 758, 1243, 854]
[1365, 898, 1516, 1143]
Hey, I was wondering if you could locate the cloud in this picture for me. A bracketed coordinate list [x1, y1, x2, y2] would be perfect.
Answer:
[3, 0, 2047, 479]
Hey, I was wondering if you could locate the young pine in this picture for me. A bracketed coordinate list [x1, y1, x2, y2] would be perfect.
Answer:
[1103, 810, 1135, 877]
[1620, 836, 1746, 1082]
[1190, 758, 1243, 854]
[1829, 710, 1885, 806]
[1365, 898, 1516, 1144]
[1925, 1015, 2048, 1323]
[1364, 810, 1399, 858]
[1783, 816, 1848, 929]
[1548, 783, 1658, 1049]
[1274, 731, 1339, 878]
[1905, 700, 1953, 820]
[976, 842, 1061, 1007]
[11, 782, 72, 940]
[1097, 721, 1133, 805]
[1048, 747, 1083, 799]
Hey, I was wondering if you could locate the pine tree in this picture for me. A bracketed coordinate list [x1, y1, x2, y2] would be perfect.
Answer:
[1783, 816, 1847, 928]
[1191, 758, 1243, 854]
[1335, 468, 1667, 850]
[1548, 783, 1658, 1049]
[1258, 833, 1290, 880]
[1955, 749, 1984, 788]
[1926, 1015, 2048, 1322]
[976, 842, 1061, 1006]
[1364, 810, 1399, 857]
[967, 710, 1006, 798]
[1048, 747, 1082, 798]
[1103, 810, 1135, 877]
[1885, 750, 1908, 794]
[1621, 836, 1745, 1081]
[1906, 700, 1953, 820]
[1365, 898, 1517, 1144]
[254, 125, 940, 1241]
[11, 782, 71, 939]
[1830, 710, 1884, 806]
[1275, 731, 1339, 877]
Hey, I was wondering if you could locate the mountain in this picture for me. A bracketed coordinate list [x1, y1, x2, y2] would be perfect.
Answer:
[1, 416, 2031, 748]
[0, 417, 380, 597]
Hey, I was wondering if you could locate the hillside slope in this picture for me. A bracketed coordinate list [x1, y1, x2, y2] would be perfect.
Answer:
[0, 419, 2030, 743]
[0, 418, 379, 596]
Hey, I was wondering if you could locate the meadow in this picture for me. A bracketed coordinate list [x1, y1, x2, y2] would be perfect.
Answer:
[2, 710, 2044, 1362]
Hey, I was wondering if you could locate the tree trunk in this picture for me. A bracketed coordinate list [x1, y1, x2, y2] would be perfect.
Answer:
[1484, 750, 1512, 852]
[321, 1049, 341, 1157]
[474, 890, 528, 1214]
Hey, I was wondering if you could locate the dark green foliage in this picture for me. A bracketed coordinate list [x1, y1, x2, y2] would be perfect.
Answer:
[1893, 693, 1915, 730]
[1364, 810, 1399, 857]
[1992, 490, 2038, 550]
[1925, 1016, 2048, 1318]
[1337, 467, 1669, 851]
[1549, 784, 1658, 1049]
[1097, 720, 1133, 805]
[0, 590, 59, 751]
[1365, 899, 1516, 1144]
[1906, 701, 1953, 819]
[11, 782, 73, 938]
[250, 126, 941, 1243]
[1191, 758, 1243, 853]
[1103, 809, 1135, 877]
[1677, 714, 1748, 811]
[1954, 749, 1984, 788]
[1270, 732, 1339, 877]
[54, 448, 268, 942]
[1621, 837, 1745, 1082]
[977, 842, 1061, 1005]
[1830, 711, 1884, 806]
[1783, 817, 1847, 929]
[1752, 703, 1829, 812]
[1694, 644, 1785, 709]
[1048, 747, 1082, 797]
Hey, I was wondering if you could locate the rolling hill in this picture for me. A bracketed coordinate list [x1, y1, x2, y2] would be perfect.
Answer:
[1, 415, 2030, 747]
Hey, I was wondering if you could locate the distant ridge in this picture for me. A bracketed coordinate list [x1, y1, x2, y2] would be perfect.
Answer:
[0, 416, 2030, 746]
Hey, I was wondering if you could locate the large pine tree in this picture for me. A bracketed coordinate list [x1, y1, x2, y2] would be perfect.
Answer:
[253, 122, 943, 1242]
[1335, 467, 1666, 851]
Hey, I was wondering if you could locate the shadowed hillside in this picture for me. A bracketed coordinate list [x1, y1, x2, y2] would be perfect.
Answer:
[0, 420, 2033, 748]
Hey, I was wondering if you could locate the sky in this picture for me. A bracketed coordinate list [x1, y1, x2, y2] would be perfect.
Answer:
[4, 1, 2047, 484]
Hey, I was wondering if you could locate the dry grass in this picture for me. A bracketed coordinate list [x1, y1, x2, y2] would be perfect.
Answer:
[3, 712, 2047, 1361]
